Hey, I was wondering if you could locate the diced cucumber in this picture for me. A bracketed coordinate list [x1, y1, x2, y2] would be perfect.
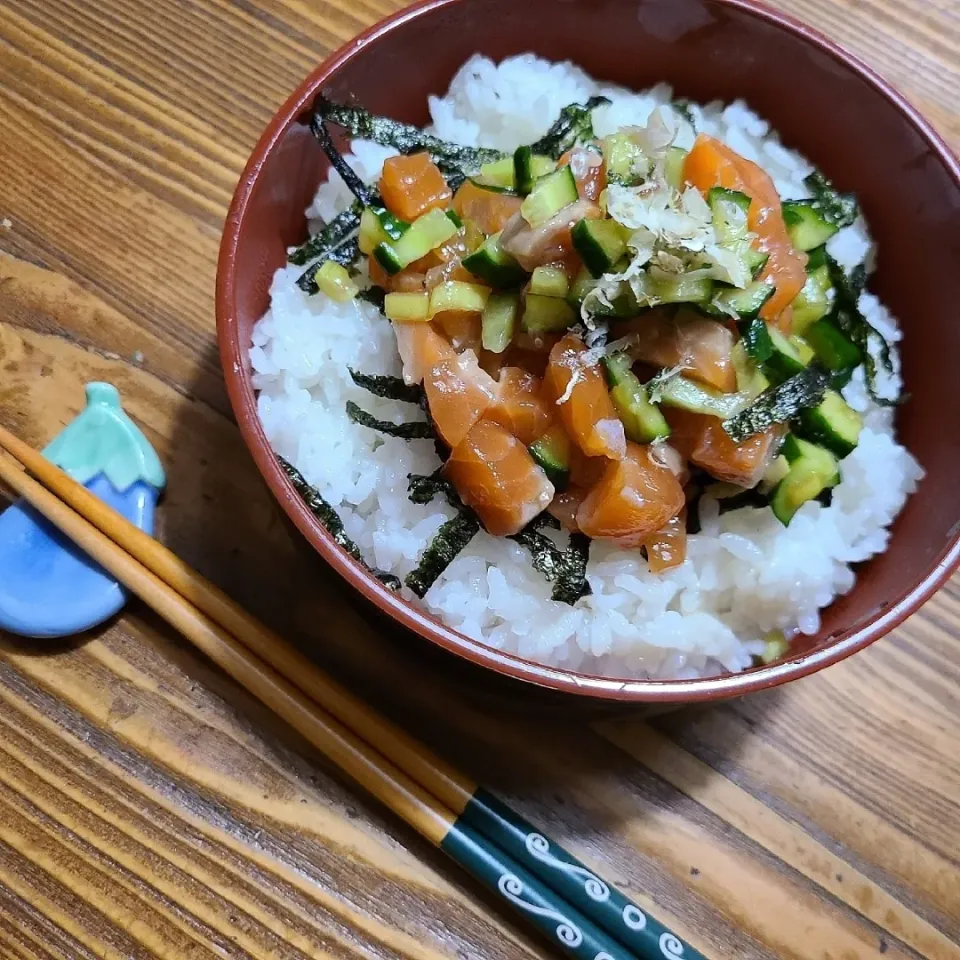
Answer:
[602, 354, 671, 443]
[657, 376, 749, 419]
[567, 265, 596, 306]
[744, 246, 770, 278]
[708, 187, 751, 243]
[765, 326, 811, 383]
[708, 281, 775, 321]
[462, 232, 528, 288]
[315, 261, 359, 302]
[601, 132, 649, 186]
[529, 265, 570, 298]
[731, 341, 771, 397]
[520, 166, 578, 225]
[521, 294, 576, 335]
[429, 281, 491, 316]
[758, 454, 790, 494]
[739, 317, 774, 363]
[805, 244, 828, 271]
[781, 201, 839, 251]
[359, 205, 409, 255]
[374, 208, 458, 274]
[572, 218, 628, 278]
[802, 317, 862, 375]
[477, 156, 515, 189]
[795, 389, 862, 457]
[513, 146, 556, 194]
[481, 291, 520, 354]
[792, 264, 833, 333]
[771, 437, 840, 525]
[650, 273, 714, 304]
[529, 425, 572, 490]
[384, 292, 430, 322]
[664, 146, 688, 191]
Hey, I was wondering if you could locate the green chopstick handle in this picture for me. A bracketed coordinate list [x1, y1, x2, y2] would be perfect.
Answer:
[441, 820, 637, 960]
[457, 789, 706, 960]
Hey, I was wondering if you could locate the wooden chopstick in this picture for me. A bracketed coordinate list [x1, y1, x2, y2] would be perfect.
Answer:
[0, 424, 706, 960]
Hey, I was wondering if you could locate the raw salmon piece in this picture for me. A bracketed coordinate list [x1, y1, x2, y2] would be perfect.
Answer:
[393, 321, 455, 386]
[544, 335, 626, 460]
[640, 513, 687, 572]
[576, 442, 686, 546]
[684, 135, 807, 330]
[559, 147, 607, 202]
[666, 408, 784, 487]
[453, 180, 523, 235]
[547, 487, 586, 532]
[500, 198, 601, 271]
[486, 367, 553, 445]
[443, 420, 555, 537]
[380, 152, 452, 222]
[425, 349, 499, 448]
[615, 308, 737, 393]
[434, 311, 483, 353]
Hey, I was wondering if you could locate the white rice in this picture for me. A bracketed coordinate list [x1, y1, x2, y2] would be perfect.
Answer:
[251, 54, 923, 680]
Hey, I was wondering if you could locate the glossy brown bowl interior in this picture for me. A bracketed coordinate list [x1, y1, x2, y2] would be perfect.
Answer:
[217, 0, 960, 703]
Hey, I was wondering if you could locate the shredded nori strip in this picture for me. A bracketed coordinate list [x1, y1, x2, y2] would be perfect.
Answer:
[530, 96, 611, 159]
[349, 369, 425, 407]
[345, 401, 435, 439]
[722, 366, 830, 442]
[356, 286, 387, 310]
[717, 488, 771, 513]
[405, 512, 481, 598]
[288, 202, 362, 267]
[316, 97, 503, 178]
[296, 237, 361, 294]
[671, 99, 696, 129]
[309, 114, 376, 206]
[803, 171, 859, 228]
[407, 471, 460, 508]
[509, 515, 592, 606]
[825, 253, 897, 405]
[278, 457, 401, 590]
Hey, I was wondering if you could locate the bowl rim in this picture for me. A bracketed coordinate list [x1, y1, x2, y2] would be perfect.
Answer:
[216, 0, 960, 702]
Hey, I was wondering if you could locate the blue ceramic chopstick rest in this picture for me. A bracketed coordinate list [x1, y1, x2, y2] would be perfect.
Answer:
[0, 383, 165, 638]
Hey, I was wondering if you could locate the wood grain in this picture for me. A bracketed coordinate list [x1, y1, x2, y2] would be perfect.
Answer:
[0, 0, 958, 958]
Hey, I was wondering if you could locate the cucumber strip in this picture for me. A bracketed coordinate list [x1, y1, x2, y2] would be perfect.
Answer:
[764, 326, 811, 383]
[477, 156, 515, 189]
[375, 207, 459, 274]
[296, 237, 361, 294]
[462, 231, 528, 288]
[572, 218, 628, 278]
[706, 281, 775, 321]
[529, 425, 572, 490]
[650, 273, 714, 304]
[481, 291, 521, 353]
[513, 146, 556, 194]
[771, 437, 840, 525]
[708, 187, 751, 243]
[429, 281, 491, 316]
[791, 264, 833, 333]
[722, 366, 830, 443]
[802, 316, 862, 373]
[384, 292, 430, 322]
[521, 294, 576, 335]
[601, 132, 649, 186]
[657, 376, 750, 419]
[602, 354, 671, 443]
[781, 201, 839, 251]
[520, 166, 579, 225]
[740, 317, 775, 363]
[314, 260, 359, 301]
[795, 389, 863, 457]
[664, 146, 687, 191]
[529, 265, 570, 298]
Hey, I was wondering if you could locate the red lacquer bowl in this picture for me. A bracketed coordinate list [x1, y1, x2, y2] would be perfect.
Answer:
[217, 0, 960, 704]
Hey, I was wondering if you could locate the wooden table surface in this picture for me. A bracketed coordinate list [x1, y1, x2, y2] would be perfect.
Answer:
[0, 0, 958, 957]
